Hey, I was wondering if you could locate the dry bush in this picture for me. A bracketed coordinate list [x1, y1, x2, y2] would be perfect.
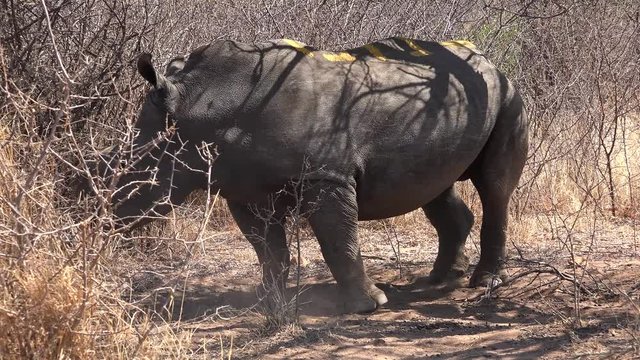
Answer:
[1, 0, 640, 356]
[512, 1, 640, 217]
[0, 1, 213, 357]
[0, 122, 187, 358]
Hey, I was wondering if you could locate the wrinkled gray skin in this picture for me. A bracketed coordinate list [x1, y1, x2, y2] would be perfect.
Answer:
[108, 38, 528, 313]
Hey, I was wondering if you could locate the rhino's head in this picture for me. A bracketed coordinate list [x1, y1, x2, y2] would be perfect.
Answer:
[79, 54, 207, 229]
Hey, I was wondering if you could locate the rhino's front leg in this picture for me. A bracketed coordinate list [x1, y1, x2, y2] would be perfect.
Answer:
[305, 182, 388, 313]
[227, 201, 290, 295]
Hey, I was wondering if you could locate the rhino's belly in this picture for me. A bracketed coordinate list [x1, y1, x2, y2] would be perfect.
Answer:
[355, 152, 477, 220]
[356, 181, 455, 220]
[356, 182, 452, 220]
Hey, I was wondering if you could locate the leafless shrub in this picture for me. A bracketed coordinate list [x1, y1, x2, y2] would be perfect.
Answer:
[249, 162, 320, 330]
[1, 0, 639, 356]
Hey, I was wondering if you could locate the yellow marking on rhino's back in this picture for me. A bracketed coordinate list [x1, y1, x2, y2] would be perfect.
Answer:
[398, 38, 430, 56]
[364, 44, 387, 61]
[439, 40, 477, 49]
[282, 39, 314, 57]
[322, 52, 356, 62]
[283, 39, 354, 62]
[281, 38, 480, 62]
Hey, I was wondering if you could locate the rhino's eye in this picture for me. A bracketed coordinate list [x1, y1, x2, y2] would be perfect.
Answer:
[149, 88, 169, 109]
[149, 92, 162, 107]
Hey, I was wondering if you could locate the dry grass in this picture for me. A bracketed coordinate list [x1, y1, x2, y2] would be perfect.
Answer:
[0, 122, 205, 358]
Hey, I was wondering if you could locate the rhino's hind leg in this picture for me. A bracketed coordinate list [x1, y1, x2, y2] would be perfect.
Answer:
[468, 183, 512, 288]
[227, 201, 290, 296]
[305, 183, 388, 313]
[422, 186, 473, 284]
[469, 91, 528, 288]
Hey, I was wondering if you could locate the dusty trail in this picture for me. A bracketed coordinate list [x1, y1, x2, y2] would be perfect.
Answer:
[131, 216, 639, 359]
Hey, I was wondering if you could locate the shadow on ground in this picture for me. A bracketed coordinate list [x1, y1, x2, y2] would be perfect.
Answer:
[128, 258, 639, 358]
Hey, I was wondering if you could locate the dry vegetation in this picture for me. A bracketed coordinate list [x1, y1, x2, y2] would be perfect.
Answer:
[1, 0, 640, 358]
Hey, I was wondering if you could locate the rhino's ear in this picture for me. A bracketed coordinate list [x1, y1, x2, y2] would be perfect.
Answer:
[165, 56, 185, 77]
[137, 53, 162, 88]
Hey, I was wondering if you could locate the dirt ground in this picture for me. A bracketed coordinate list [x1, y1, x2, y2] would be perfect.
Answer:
[129, 213, 640, 359]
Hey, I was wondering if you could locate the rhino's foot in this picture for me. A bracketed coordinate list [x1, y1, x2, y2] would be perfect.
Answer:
[342, 284, 388, 314]
[425, 268, 467, 285]
[469, 262, 507, 288]
[427, 254, 470, 285]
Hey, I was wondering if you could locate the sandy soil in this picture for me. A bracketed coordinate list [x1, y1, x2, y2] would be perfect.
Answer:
[129, 214, 640, 359]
